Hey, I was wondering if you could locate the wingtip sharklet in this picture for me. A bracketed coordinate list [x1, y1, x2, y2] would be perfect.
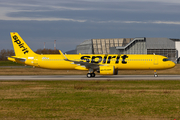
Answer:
[59, 50, 68, 60]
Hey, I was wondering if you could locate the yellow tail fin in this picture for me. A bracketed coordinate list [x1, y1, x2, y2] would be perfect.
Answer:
[10, 32, 37, 56]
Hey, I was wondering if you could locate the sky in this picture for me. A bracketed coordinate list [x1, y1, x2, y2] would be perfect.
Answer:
[1, 0, 180, 52]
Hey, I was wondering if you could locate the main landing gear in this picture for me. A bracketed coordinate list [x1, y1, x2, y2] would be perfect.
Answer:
[154, 70, 158, 77]
[87, 68, 96, 78]
[87, 73, 96, 78]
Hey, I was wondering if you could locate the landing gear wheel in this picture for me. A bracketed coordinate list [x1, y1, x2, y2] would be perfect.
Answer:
[87, 73, 96, 78]
[87, 73, 92, 78]
[154, 74, 158, 77]
[91, 73, 95, 77]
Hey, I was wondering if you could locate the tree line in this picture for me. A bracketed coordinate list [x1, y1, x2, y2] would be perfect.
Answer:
[0, 49, 60, 61]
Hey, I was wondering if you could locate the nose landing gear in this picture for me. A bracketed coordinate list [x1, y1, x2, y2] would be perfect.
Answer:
[154, 70, 158, 77]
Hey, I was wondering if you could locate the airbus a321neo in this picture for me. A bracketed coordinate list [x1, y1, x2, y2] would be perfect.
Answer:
[8, 32, 175, 78]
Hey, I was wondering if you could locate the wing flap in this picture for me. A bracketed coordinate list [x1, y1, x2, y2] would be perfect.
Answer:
[65, 59, 100, 69]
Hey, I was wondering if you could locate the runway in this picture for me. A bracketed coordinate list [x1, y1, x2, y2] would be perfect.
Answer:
[0, 75, 180, 80]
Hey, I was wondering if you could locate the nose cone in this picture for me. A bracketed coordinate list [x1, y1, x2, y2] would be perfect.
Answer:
[166, 61, 176, 69]
[171, 61, 176, 68]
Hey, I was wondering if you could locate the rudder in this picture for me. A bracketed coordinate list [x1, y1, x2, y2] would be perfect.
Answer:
[10, 32, 36, 56]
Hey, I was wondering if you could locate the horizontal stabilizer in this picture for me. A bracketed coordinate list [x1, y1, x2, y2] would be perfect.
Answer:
[7, 56, 26, 62]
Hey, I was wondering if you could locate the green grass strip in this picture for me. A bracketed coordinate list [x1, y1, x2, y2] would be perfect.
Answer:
[0, 80, 179, 119]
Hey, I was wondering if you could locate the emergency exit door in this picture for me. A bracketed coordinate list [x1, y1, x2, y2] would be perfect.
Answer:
[154, 56, 158, 65]
[33, 56, 38, 65]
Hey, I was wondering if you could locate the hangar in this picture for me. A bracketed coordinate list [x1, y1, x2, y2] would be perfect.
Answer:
[76, 38, 180, 62]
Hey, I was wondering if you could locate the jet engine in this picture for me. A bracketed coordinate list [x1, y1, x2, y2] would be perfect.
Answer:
[99, 66, 118, 75]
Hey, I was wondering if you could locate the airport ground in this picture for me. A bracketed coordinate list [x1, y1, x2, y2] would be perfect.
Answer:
[0, 80, 180, 120]
[0, 62, 180, 119]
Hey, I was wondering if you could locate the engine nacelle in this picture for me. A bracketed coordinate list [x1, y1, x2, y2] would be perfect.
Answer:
[99, 66, 118, 75]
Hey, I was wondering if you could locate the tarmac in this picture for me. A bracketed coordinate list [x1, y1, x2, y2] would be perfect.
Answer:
[0, 75, 180, 80]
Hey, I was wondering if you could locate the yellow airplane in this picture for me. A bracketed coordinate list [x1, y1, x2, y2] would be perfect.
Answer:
[8, 32, 175, 78]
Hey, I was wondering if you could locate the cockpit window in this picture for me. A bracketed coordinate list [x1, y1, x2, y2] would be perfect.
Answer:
[163, 58, 169, 62]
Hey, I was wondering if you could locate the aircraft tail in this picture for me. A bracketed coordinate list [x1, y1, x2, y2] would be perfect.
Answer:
[10, 32, 37, 56]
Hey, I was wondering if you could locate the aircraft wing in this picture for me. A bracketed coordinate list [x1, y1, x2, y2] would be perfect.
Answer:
[64, 59, 100, 69]
[59, 50, 100, 70]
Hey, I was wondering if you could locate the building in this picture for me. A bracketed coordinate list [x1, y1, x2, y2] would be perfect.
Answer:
[76, 37, 180, 62]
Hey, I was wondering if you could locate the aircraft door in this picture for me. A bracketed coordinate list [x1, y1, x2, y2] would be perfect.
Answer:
[33, 56, 38, 66]
[154, 56, 158, 65]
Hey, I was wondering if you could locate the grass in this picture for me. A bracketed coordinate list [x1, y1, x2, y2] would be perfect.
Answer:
[0, 80, 180, 120]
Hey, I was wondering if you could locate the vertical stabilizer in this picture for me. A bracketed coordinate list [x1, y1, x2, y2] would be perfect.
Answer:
[10, 32, 37, 56]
